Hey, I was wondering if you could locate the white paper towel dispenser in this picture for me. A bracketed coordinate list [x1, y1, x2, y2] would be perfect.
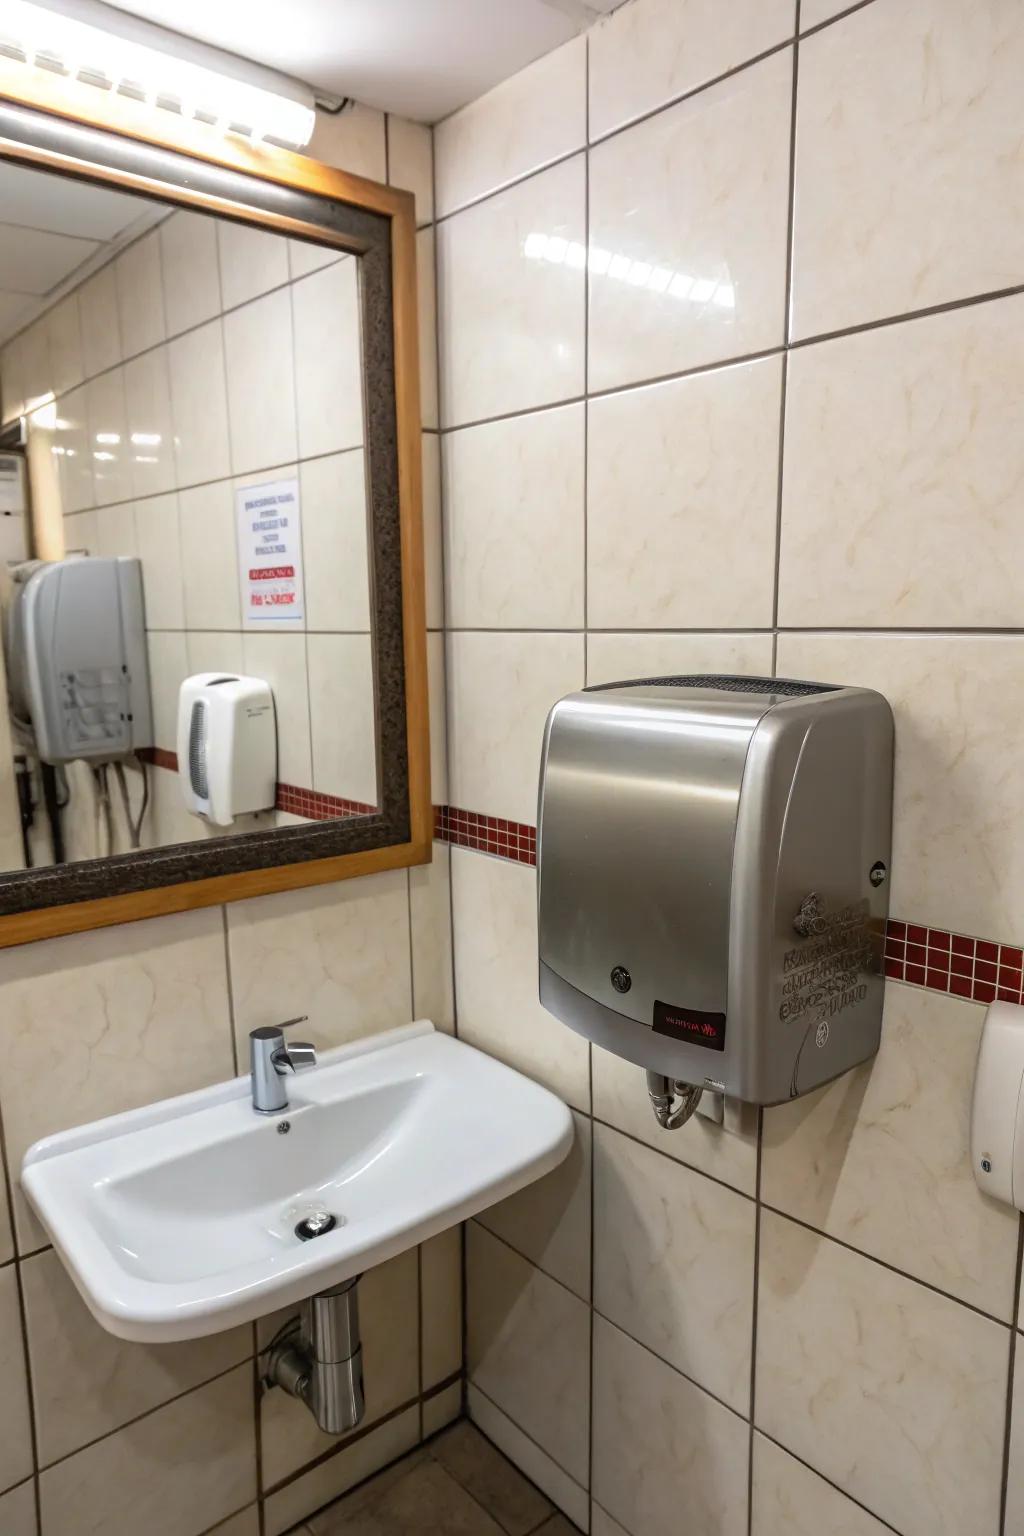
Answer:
[537, 675, 894, 1116]
[177, 673, 276, 827]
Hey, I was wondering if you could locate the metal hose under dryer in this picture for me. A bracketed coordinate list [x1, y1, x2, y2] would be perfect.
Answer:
[646, 1070, 703, 1130]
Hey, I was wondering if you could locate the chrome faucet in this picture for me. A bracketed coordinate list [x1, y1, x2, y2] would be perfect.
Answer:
[250, 1016, 317, 1114]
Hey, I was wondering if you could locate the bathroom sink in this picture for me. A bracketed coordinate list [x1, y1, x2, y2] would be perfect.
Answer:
[21, 1022, 573, 1343]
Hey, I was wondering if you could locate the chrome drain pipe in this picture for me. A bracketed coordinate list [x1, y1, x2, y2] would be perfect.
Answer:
[265, 1276, 365, 1434]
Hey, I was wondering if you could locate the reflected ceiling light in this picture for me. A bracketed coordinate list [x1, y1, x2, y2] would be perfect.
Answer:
[525, 231, 736, 310]
[130, 430, 161, 445]
[0, 0, 317, 147]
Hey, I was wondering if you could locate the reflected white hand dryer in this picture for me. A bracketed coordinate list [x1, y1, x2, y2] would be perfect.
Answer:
[177, 673, 276, 826]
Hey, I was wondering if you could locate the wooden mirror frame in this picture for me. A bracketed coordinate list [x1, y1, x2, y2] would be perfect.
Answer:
[0, 59, 430, 947]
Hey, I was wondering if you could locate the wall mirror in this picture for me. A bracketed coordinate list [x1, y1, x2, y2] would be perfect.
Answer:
[0, 62, 429, 945]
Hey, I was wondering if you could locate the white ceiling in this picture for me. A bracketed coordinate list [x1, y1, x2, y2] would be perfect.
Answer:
[103, 0, 624, 123]
[0, 163, 158, 346]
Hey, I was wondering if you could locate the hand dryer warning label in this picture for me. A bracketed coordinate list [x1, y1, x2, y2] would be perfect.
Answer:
[778, 900, 877, 1027]
[237, 478, 305, 624]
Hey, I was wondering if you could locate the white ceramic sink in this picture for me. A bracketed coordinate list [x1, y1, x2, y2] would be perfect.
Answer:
[21, 1022, 572, 1343]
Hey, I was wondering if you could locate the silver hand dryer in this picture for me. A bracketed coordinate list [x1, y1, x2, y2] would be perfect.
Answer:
[537, 675, 894, 1111]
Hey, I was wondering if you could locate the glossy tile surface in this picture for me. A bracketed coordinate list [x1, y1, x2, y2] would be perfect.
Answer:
[292, 258, 363, 459]
[762, 984, 1020, 1319]
[223, 288, 298, 475]
[592, 1316, 748, 1536]
[587, 358, 781, 627]
[780, 297, 1024, 627]
[585, 631, 774, 691]
[436, 37, 585, 217]
[589, 0, 795, 139]
[751, 1434, 890, 1536]
[478, 1109, 591, 1300]
[588, 52, 792, 392]
[0, 1265, 32, 1494]
[438, 157, 586, 427]
[792, 0, 1024, 338]
[755, 1212, 1008, 1536]
[444, 404, 584, 629]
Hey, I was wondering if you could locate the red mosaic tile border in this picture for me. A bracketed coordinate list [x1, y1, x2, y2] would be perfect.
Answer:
[137, 748, 376, 822]
[884, 921, 1023, 1006]
[433, 804, 536, 866]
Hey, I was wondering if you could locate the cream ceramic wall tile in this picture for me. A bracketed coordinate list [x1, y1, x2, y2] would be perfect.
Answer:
[423, 1382, 462, 1437]
[287, 237, 340, 281]
[301, 449, 371, 631]
[781, 297, 1024, 627]
[588, 357, 781, 627]
[762, 984, 1019, 1319]
[292, 258, 364, 459]
[0, 1174, 12, 1267]
[307, 633, 378, 805]
[427, 625, 448, 804]
[217, 222, 290, 312]
[259, 1248, 419, 1486]
[467, 1224, 589, 1485]
[589, 0, 795, 140]
[444, 404, 584, 629]
[387, 115, 434, 226]
[756, 1212, 1008, 1536]
[78, 265, 121, 378]
[0, 905, 232, 1245]
[160, 210, 222, 337]
[446, 631, 583, 824]
[46, 292, 83, 396]
[467, 1384, 589, 1530]
[208, 1511, 259, 1536]
[776, 632, 1024, 942]
[436, 37, 585, 217]
[123, 346, 175, 499]
[56, 382, 94, 512]
[240, 632, 311, 786]
[1007, 1336, 1024, 1536]
[87, 367, 131, 506]
[95, 499, 136, 561]
[116, 231, 166, 359]
[226, 870, 412, 1054]
[23, 1246, 250, 1466]
[792, 0, 1024, 339]
[0, 1480, 34, 1536]
[20, 322, 51, 414]
[591, 1506, 629, 1536]
[307, 102, 387, 182]
[437, 156, 585, 428]
[751, 1433, 890, 1536]
[263, 1407, 419, 1536]
[594, 1124, 755, 1411]
[800, 0, 855, 26]
[134, 491, 184, 629]
[586, 631, 774, 688]
[421, 1227, 463, 1387]
[0, 333, 26, 421]
[422, 433, 443, 629]
[418, 228, 439, 431]
[451, 848, 590, 1112]
[0, 1265, 32, 1494]
[168, 318, 231, 487]
[146, 629, 188, 751]
[410, 842, 455, 1032]
[224, 289, 298, 475]
[179, 480, 241, 631]
[187, 631, 244, 676]
[588, 52, 792, 393]
[592, 1315, 748, 1536]
[478, 1111, 591, 1301]
[63, 507, 97, 555]
[38, 1363, 256, 1536]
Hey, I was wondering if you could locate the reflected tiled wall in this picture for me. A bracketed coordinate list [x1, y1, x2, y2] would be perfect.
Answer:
[434, 2, 1024, 1533]
[0, 107, 460, 1536]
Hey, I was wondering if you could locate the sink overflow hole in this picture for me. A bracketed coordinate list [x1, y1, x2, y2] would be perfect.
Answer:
[294, 1211, 339, 1242]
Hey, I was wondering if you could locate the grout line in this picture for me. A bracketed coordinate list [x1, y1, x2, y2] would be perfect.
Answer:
[747, 1106, 765, 1536]
[0, 1087, 41, 1527]
[752, 1425, 904, 1536]
[261, 1390, 424, 1496]
[416, 1240, 425, 1445]
[798, 0, 881, 39]
[582, 32, 591, 697]
[254, 1337, 267, 1536]
[999, 1218, 1024, 1535]
[469, 1382, 590, 1499]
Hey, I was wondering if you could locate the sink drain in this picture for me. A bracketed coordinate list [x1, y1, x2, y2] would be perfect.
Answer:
[294, 1211, 338, 1242]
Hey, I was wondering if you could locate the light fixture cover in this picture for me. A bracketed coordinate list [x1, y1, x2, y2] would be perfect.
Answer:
[0, 0, 317, 146]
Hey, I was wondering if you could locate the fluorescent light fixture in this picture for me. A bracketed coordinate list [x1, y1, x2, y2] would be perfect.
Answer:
[0, 0, 317, 146]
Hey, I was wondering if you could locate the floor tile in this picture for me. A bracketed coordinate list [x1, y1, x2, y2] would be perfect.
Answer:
[310, 1456, 507, 1535]
[432, 1421, 553, 1536]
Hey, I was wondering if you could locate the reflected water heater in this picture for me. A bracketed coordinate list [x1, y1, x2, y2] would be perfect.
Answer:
[537, 676, 894, 1111]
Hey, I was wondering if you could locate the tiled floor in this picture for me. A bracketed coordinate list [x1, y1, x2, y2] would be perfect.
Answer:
[288, 1420, 580, 1535]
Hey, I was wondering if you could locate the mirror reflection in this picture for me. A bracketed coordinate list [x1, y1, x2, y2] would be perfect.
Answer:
[0, 159, 378, 873]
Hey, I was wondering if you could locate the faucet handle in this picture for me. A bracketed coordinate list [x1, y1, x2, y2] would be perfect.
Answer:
[276, 1015, 310, 1032]
[272, 1040, 317, 1074]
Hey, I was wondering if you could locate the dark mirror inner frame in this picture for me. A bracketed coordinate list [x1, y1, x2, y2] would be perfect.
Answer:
[0, 78, 429, 946]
